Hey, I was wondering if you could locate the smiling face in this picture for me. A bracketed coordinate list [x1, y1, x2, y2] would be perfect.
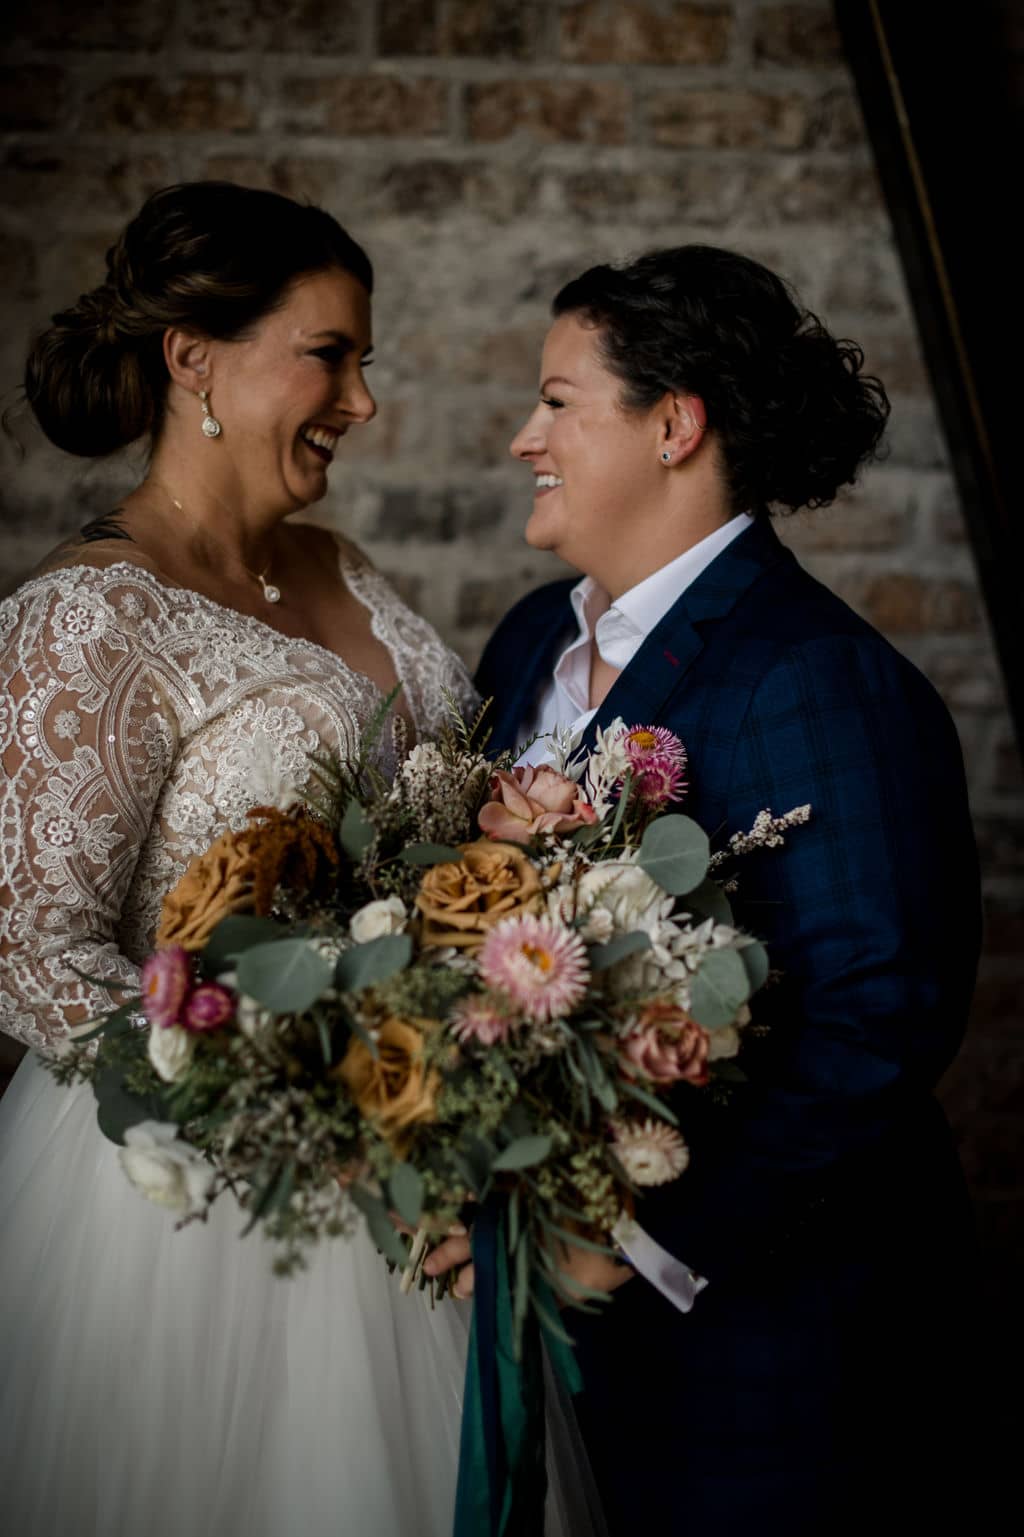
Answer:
[199, 266, 376, 516]
[509, 313, 674, 592]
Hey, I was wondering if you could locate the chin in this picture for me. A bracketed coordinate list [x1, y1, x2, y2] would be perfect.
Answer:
[524, 508, 561, 553]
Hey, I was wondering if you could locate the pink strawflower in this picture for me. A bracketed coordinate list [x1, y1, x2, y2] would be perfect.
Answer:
[140, 947, 191, 1029]
[622, 724, 688, 808]
[182, 982, 235, 1034]
[478, 914, 590, 1023]
[450, 993, 512, 1048]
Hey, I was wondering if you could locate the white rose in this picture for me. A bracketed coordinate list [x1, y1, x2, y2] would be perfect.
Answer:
[350, 896, 407, 944]
[119, 1121, 213, 1214]
[147, 1022, 196, 1083]
[577, 859, 667, 932]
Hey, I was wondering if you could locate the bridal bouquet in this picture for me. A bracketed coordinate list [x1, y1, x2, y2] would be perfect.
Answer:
[50, 698, 808, 1531]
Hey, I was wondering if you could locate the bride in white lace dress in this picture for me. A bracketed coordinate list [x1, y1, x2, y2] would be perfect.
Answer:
[0, 184, 593, 1537]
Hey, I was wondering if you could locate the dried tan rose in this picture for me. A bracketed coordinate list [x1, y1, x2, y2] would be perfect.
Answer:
[156, 832, 257, 952]
[156, 806, 339, 953]
[337, 1016, 440, 1149]
[415, 838, 544, 951]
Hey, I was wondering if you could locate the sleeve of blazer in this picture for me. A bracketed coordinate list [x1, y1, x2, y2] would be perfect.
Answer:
[637, 632, 982, 1280]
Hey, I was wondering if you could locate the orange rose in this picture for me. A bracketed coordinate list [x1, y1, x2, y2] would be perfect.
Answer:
[337, 1015, 439, 1148]
[478, 765, 598, 845]
[416, 838, 543, 951]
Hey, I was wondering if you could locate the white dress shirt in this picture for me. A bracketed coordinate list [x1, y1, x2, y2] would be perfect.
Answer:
[519, 513, 753, 755]
[517, 513, 752, 1310]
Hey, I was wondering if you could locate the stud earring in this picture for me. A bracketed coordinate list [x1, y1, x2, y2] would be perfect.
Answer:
[199, 389, 222, 439]
[660, 450, 672, 463]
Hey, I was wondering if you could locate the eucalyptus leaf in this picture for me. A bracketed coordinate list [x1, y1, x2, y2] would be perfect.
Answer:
[637, 814, 710, 896]
[335, 933, 412, 994]
[236, 938, 334, 1016]
[739, 940, 770, 994]
[492, 1134, 553, 1172]
[618, 1077, 680, 1125]
[680, 878, 734, 926]
[578, 1042, 618, 1112]
[93, 1064, 165, 1147]
[202, 915, 283, 974]
[588, 929, 651, 972]
[530, 1286, 577, 1350]
[689, 948, 751, 1029]
[388, 1162, 424, 1227]
[349, 1184, 410, 1267]
[241, 1159, 295, 1236]
[399, 842, 463, 866]
[606, 769, 633, 847]
[339, 799, 375, 860]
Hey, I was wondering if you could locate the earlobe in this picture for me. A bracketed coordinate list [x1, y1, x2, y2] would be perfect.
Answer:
[662, 393, 708, 464]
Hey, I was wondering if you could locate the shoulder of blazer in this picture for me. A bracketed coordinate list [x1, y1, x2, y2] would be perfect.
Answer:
[476, 577, 577, 674]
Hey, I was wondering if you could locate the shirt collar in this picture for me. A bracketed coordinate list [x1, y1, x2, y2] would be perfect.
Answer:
[570, 513, 754, 668]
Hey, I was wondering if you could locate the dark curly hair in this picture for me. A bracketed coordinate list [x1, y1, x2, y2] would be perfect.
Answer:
[552, 245, 890, 515]
[24, 181, 374, 458]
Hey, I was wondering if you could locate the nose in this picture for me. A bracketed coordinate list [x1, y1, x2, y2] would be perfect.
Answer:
[509, 403, 545, 461]
[341, 367, 377, 425]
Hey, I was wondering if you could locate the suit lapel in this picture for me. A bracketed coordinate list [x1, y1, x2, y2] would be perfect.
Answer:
[581, 519, 792, 749]
[484, 582, 577, 752]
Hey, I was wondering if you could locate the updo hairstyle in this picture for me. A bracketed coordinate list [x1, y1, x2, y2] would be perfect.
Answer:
[24, 181, 373, 458]
[553, 245, 890, 515]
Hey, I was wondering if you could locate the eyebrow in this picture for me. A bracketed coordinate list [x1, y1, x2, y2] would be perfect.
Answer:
[304, 329, 374, 354]
[540, 374, 576, 392]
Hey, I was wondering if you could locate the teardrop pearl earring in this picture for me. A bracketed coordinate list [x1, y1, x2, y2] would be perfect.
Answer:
[199, 389, 222, 439]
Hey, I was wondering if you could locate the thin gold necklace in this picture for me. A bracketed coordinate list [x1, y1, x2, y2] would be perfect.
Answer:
[165, 493, 282, 605]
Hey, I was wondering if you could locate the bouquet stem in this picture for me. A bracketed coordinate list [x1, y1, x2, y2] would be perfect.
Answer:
[400, 1224, 430, 1294]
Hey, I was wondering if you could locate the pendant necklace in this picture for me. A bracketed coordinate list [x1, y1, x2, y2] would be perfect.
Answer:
[167, 494, 282, 605]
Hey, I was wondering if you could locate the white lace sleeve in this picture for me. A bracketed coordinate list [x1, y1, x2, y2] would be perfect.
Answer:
[0, 573, 181, 1052]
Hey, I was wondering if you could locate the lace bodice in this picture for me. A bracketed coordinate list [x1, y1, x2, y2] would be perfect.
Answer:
[0, 551, 477, 1052]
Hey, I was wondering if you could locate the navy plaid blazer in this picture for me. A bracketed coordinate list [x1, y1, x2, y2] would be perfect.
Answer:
[473, 516, 977, 1524]
[477, 515, 982, 1527]
[477, 517, 981, 1275]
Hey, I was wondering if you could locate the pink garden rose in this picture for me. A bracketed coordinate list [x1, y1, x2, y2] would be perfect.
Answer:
[620, 1002, 710, 1086]
[478, 765, 598, 845]
[140, 947, 191, 1029]
[182, 982, 235, 1033]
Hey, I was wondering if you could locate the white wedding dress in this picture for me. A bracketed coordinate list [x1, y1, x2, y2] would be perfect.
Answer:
[0, 549, 598, 1537]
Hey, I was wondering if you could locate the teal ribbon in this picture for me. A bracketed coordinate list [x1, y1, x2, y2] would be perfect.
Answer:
[453, 1201, 582, 1537]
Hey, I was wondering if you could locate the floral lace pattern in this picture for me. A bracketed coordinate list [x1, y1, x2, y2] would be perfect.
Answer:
[0, 554, 476, 1051]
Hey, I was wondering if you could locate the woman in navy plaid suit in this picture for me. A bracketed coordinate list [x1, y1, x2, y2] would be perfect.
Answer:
[429, 246, 982, 1534]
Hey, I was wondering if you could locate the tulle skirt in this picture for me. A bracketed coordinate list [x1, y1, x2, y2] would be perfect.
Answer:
[0, 1055, 600, 1537]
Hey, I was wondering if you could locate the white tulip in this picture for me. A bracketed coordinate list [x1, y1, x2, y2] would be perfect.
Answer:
[350, 896, 407, 944]
[147, 1022, 196, 1083]
[119, 1122, 213, 1214]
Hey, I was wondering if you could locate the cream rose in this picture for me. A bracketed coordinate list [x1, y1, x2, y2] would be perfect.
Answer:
[147, 1022, 196, 1083]
[350, 896, 408, 944]
[119, 1121, 213, 1214]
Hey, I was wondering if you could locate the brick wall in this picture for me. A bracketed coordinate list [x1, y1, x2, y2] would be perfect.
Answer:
[2, 0, 1021, 1310]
